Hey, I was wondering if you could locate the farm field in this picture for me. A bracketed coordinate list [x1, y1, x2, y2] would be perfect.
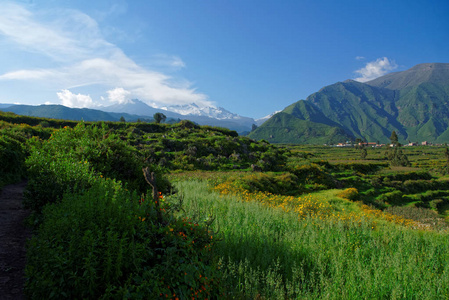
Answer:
[1, 111, 449, 299]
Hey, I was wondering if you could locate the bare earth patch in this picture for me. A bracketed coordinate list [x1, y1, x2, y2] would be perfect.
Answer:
[0, 181, 30, 300]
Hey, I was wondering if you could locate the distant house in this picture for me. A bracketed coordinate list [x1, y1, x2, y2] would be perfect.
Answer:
[336, 143, 352, 147]
[358, 142, 377, 147]
[422, 141, 430, 146]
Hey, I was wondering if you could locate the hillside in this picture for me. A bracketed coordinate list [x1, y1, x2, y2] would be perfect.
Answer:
[0, 104, 154, 123]
[249, 63, 449, 144]
[250, 112, 353, 144]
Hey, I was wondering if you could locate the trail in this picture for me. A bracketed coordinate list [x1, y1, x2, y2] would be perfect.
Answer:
[0, 181, 30, 300]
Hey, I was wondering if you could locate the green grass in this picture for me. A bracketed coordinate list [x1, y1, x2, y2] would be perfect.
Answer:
[174, 179, 449, 299]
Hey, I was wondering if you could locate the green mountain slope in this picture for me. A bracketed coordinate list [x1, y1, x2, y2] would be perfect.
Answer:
[249, 112, 353, 144]
[0, 104, 148, 122]
[250, 63, 449, 144]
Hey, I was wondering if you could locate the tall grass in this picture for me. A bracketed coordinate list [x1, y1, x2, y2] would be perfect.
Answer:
[175, 180, 449, 299]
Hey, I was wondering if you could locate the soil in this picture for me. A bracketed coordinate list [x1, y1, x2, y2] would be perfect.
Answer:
[0, 181, 30, 300]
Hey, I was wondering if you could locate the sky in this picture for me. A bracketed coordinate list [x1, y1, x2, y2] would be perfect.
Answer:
[0, 0, 448, 119]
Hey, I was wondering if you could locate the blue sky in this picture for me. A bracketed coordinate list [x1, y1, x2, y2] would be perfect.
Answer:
[0, 0, 448, 118]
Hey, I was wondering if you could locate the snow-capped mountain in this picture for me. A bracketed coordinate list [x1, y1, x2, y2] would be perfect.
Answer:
[102, 99, 257, 133]
[161, 103, 246, 120]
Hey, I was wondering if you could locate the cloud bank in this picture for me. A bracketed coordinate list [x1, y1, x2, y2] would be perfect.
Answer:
[354, 57, 398, 82]
[0, 2, 212, 108]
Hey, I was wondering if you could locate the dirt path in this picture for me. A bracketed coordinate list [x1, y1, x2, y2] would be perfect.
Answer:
[0, 181, 30, 300]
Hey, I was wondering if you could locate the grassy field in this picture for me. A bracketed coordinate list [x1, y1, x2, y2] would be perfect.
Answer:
[174, 179, 449, 299]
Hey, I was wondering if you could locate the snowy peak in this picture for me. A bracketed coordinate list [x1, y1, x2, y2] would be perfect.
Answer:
[161, 103, 245, 120]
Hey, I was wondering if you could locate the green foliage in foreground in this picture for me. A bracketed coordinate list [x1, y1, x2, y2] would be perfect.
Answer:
[0, 130, 27, 188]
[24, 123, 171, 212]
[25, 178, 218, 299]
[175, 180, 449, 299]
[23, 122, 219, 299]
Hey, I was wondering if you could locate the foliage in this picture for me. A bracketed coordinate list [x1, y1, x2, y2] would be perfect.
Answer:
[25, 177, 218, 299]
[24, 123, 171, 213]
[153, 112, 166, 124]
[0, 130, 27, 187]
[337, 188, 359, 200]
[386, 146, 411, 167]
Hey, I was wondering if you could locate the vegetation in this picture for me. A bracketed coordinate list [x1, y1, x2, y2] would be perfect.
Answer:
[1, 110, 449, 298]
[153, 112, 167, 124]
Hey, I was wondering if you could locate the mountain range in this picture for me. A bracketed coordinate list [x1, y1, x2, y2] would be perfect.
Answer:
[248, 63, 449, 144]
[0, 100, 261, 133]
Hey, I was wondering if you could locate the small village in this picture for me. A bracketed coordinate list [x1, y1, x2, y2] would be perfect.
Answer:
[333, 141, 439, 147]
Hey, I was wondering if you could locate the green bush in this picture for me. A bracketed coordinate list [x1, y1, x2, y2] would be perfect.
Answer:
[376, 190, 404, 205]
[233, 172, 301, 195]
[0, 131, 27, 186]
[337, 188, 359, 200]
[291, 163, 336, 189]
[25, 178, 219, 299]
[24, 123, 172, 212]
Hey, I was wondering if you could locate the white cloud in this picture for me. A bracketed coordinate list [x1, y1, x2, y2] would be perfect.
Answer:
[354, 57, 398, 82]
[57, 89, 93, 108]
[355, 56, 365, 61]
[107, 87, 131, 104]
[0, 69, 60, 80]
[0, 2, 212, 108]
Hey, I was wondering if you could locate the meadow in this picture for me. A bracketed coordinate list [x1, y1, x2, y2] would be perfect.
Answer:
[1, 111, 449, 299]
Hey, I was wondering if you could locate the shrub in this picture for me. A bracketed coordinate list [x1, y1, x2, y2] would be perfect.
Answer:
[337, 188, 359, 200]
[24, 123, 172, 212]
[0, 132, 27, 186]
[376, 190, 404, 205]
[25, 178, 219, 299]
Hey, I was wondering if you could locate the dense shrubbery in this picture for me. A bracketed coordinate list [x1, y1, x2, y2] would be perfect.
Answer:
[0, 131, 27, 188]
[229, 172, 301, 195]
[333, 162, 387, 174]
[24, 123, 171, 212]
[22, 122, 219, 299]
[25, 178, 218, 299]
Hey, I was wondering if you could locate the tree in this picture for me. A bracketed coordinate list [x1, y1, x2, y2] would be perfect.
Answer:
[387, 146, 410, 167]
[390, 131, 398, 146]
[360, 147, 367, 159]
[444, 147, 449, 174]
[120, 116, 126, 122]
[153, 112, 167, 124]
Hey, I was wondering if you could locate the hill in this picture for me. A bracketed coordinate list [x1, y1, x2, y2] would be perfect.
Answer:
[249, 63, 449, 144]
[0, 104, 153, 123]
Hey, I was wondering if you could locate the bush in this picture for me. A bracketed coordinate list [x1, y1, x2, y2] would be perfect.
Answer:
[337, 188, 359, 200]
[0, 131, 27, 186]
[376, 190, 404, 205]
[233, 172, 301, 195]
[24, 123, 172, 212]
[25, 178, 219, 299]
